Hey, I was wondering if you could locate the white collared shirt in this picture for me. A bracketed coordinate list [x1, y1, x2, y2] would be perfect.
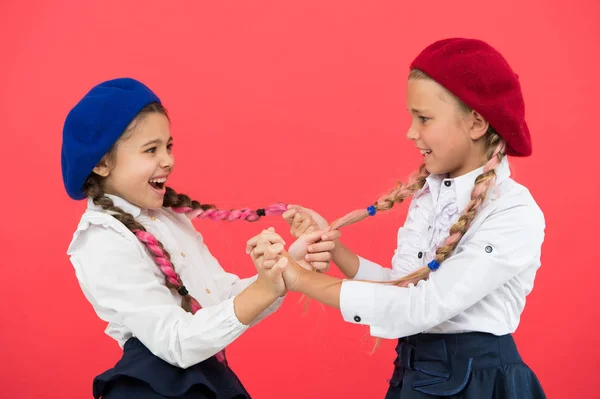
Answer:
[67, 195, 282, 368]
[340, 157, 545, 338]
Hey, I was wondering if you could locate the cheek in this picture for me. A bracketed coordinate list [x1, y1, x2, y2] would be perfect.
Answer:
[432, 123, 466, 146]
[420, 125, 444, 147]
[115, 157, 154, 184]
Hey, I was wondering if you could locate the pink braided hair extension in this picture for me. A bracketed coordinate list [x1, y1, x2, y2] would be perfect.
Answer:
[134, 230, 202, 313]
[172, 203, 288, 221]
[135, 229, 228, 361]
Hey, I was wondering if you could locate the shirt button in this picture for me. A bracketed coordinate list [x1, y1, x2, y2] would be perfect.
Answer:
[353, 315, 361, 322]
[205, 288, 211, 294]
[150, 216, 157, 221]
[444, 181, 452, 187]
[485, 246, 493, 253]
[181, 252, 186, 257]
[417, 251, 423, 259]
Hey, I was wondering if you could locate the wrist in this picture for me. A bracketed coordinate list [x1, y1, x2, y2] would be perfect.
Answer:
[254, 278, 282, 302]
[331, 239, 344, 262]
[292, 266, 311, 293]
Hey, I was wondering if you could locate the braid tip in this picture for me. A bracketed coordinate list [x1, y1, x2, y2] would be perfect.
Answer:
[427, 260, 440, 271]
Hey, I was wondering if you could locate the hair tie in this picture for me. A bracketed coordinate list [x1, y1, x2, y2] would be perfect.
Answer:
[177, 286, 189, 296]
[427, 260, 440, 271]
[367, 205, 377, 216]
[256, 209, 266, 217]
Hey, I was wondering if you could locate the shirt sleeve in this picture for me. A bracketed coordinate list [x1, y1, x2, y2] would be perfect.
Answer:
[339, 202, 545, 339]
[69, 224, 249, 369]
[353, 256, 392, 281]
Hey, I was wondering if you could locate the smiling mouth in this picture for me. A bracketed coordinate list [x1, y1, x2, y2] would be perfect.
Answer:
[149, 177, 167, 190]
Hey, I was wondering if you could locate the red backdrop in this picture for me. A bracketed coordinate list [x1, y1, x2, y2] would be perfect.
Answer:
[2, 1, 598, 398]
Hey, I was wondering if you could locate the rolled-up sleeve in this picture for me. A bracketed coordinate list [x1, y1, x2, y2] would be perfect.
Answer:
[339, 203, 545, 338]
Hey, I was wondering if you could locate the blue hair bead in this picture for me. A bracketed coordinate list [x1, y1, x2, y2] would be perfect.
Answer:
[367, 205, 377, 216]
[428, 259, 440, 271]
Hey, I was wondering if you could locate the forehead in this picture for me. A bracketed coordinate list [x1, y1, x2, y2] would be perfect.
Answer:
[125, 113, 171, 141]
[406, 78, 457, 109]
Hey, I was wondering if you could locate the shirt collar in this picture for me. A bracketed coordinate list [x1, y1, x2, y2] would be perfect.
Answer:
[424, 156, 511, 212]
[87, 194, 143, 218]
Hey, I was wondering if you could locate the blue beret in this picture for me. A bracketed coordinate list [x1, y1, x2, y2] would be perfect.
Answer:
[61, 78, 161, 200]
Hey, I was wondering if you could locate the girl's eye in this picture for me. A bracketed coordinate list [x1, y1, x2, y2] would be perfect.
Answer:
[145, 147, 156, 153]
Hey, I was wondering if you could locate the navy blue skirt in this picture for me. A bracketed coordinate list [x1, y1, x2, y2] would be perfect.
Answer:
[385, 332, 546, 398]
[93, 338, 251, 399]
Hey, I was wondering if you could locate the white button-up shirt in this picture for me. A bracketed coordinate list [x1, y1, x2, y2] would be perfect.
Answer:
[67, 195, 282, 368]
[340, 157, 545, 338]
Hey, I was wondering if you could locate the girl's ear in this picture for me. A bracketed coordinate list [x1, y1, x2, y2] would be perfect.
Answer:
[92, 156, 111, 177]
[469, 110, 489, 140]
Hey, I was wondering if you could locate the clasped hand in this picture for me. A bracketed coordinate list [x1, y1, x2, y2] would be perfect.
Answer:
[245, 211, 341, 295]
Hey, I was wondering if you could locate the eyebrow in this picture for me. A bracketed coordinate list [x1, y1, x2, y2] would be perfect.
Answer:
[409, 108, 428, 114]
[141, 137, 173, 147]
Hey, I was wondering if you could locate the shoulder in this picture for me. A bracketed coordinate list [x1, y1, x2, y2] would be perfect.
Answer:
[493, 178, 545, 227]
[67, 209, 142, 257]
[157, 206, 206, 241]
[461, 178, 546, 257]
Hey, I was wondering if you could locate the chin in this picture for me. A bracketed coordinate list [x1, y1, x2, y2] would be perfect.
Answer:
[425, 164, 442, 175]
[134, 196, 164, 210]
[147, 198, 165, 210]
[425, 161, 454, 176]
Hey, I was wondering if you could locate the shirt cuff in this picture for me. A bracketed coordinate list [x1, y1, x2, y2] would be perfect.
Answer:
[340, 280, 379, 327]
[223, 296, 251, 331]
[354, 256, 390, 281]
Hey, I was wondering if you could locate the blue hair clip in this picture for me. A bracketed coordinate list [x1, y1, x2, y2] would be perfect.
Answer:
[428, 260, 440, 271]
[367, 205, 377, 216]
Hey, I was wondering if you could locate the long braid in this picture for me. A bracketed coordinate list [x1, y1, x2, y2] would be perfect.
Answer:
[328, 68, 508, 287]
[83, 175, 201, 314]
[163, 187, 287, 221]
[83, 102, 287, 314]
[329, 133, 506, 353]
[297, 165, 428, 315]
[391, 134, 506, 287]
[85, 175, 287, 363]
[330, 164, 429, 230]
[81, 102, 287, 362]
[323, 130, 505, 289]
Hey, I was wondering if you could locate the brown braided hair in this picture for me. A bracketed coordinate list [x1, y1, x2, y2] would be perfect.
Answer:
[330, 69, 507, 287]
[81, 102, 202, 312]
[83, 103, 282, 315]
[84, 174, 201, 313]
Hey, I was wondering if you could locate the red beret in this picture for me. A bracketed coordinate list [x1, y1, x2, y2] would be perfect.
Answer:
[410, 38, 531, 157]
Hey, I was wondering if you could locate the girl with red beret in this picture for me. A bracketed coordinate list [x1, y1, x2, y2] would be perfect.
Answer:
[249, 38, 547, 398]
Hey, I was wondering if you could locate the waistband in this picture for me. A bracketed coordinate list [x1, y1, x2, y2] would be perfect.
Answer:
[390, 332, 523, 396]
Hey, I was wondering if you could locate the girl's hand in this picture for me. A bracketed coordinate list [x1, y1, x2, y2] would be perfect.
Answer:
[282, 205, 330, 238]
[255, 256, 288, 298]
[287, 229, 342, 272]
[246, 227, 286, 270]
[246, 228, 288, 297]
